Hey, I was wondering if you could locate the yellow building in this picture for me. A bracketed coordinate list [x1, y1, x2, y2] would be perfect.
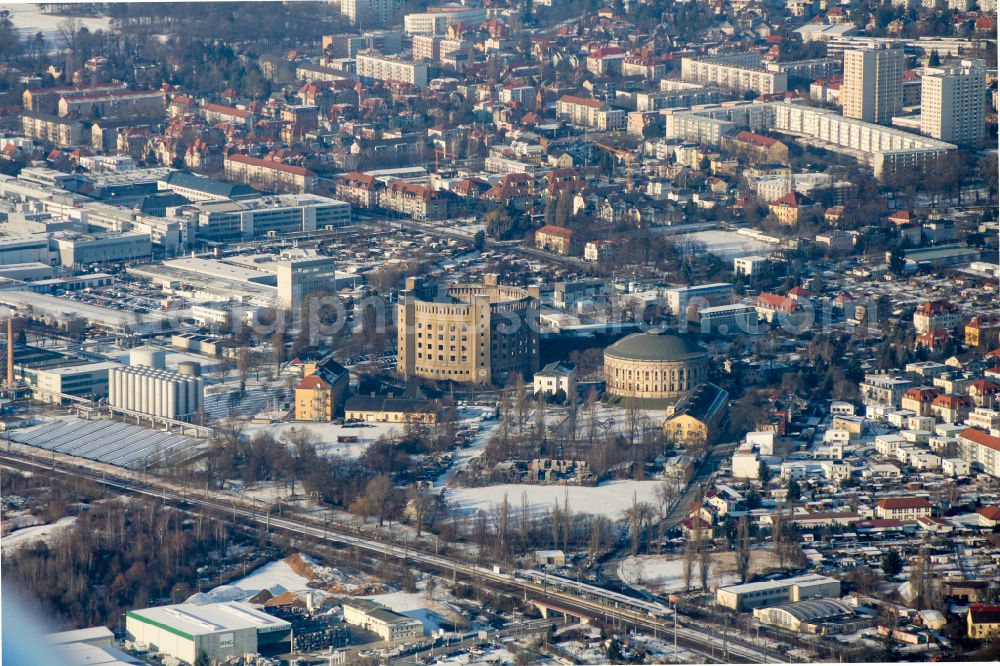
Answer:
[768, 191, 817, 226]
[397, 276, 539, 385]
[535, 225, 574, 255]
[344, 395, 441, 424]
[967, 605, 1000, 639]
[965, 317, 998, 349]
[294, 357, 348, 421]
[663, 383, 728, 445]
[604, 333, 710, 401]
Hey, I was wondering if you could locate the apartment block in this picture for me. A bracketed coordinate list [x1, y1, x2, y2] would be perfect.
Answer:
[842, 45, 904, 123]
[341, 0, 401, 26]
[356, 52, 428, 87]
[20, 111, 85, 146]
[920, 59, 986, 145]
[556, 95, 626, 130]
[223, 154, 317, 194]
[680, 55, 788, 95]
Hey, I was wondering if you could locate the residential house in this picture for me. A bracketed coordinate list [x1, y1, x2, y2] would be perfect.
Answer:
[768, 191, 818, 226]
[874, 497, 932, 520]
[535, 225, 574, 255]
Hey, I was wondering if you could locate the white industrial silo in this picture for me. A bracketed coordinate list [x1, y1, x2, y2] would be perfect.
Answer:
[166, 381, 176, 420]
[129, 346, 166, 370]
[153, 373, 164, 418]
[126, 369, 136, 411]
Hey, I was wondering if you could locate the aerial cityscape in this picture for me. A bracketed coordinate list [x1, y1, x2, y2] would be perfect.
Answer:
[0, 1, 996, 664]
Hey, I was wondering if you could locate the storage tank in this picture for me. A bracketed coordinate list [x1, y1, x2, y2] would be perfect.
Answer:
[153, 375, 164, 418]
[141, 372, 152, 416]
[130, 346, 165, 370]
[125, 370, 136, 411]
[166, 382, 177, 420]
[177, 361, 201, 377]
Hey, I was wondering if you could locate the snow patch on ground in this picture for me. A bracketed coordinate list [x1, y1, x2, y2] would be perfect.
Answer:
[243, 421, 403, 459]
[682, 230, 774, 260]
[446, 480, 665, 518]
[227, 559, 313, 597]
[618, 549, 776, 593]
[363, 590, 449, 632]
[1, 516, 76, 552]
[7, 5, 111, 42]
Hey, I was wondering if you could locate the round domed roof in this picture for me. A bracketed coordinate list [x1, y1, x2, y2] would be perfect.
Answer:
[604, 333, 707, 362]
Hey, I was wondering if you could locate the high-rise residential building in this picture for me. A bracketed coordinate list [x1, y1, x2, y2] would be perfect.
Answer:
[920, 59, 986, 145]
[842, 45, 904, 123]
[340, 0, 400, 27]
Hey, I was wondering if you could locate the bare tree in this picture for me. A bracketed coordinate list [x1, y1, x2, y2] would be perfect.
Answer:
[57, 17, 82, 80]
[407, 487, 434, 537]
[772, 503, 786, 569]
[683, 534, 696, 592]
[587, 514, 609, 562]
[736, 515, 751, 583]
[363, 476, 394, 526]
[513, 374, 528, 433]
[271, 324, 285, 371]
[585, 389, 598, 447]
[532, 394, 546, 442]
[566, 386, 579, 448]
[626, 493, 655, 556]
[278, 427, 319, 497]
[494, 493, 510, 565]
[699, 545, 711, 592]
[519, 490, 529, 551]
[625, 395, 640, 448]
[236, 346, 252, 393]
[654, 478, 679, 555]
[560, 488, 572, 552]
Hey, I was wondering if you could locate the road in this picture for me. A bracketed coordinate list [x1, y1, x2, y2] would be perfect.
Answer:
[0, 446, 783, 663]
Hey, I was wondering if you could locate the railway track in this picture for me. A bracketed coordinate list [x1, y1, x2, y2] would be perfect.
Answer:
[1, 449, 784, 663]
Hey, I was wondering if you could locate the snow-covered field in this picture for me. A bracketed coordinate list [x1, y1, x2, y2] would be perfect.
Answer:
[446, 480, 666, 518]
[243, 421, 402, 459]
[681, 230, 774, 260]
[1, 516, 77, 552]
[618, 550, 776, 593]
[7, 5, 111, 42]
[243, 405, 498, 464]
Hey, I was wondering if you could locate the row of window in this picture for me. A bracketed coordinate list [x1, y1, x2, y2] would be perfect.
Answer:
[611, 366, 704, 380]
[612, 382, 689, 393]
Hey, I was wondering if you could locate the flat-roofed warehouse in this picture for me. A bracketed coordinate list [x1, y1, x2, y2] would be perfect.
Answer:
[716, 574, 841, 611]
[125, 601, 291, 664]
[9, 417, 204, 469]
[0, 292, 165, 335]
[342, 599, 424, 642]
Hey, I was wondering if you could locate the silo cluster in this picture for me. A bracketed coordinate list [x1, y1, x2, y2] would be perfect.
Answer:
[109, 365, 204, 422]
[129, 346, 166, 370]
